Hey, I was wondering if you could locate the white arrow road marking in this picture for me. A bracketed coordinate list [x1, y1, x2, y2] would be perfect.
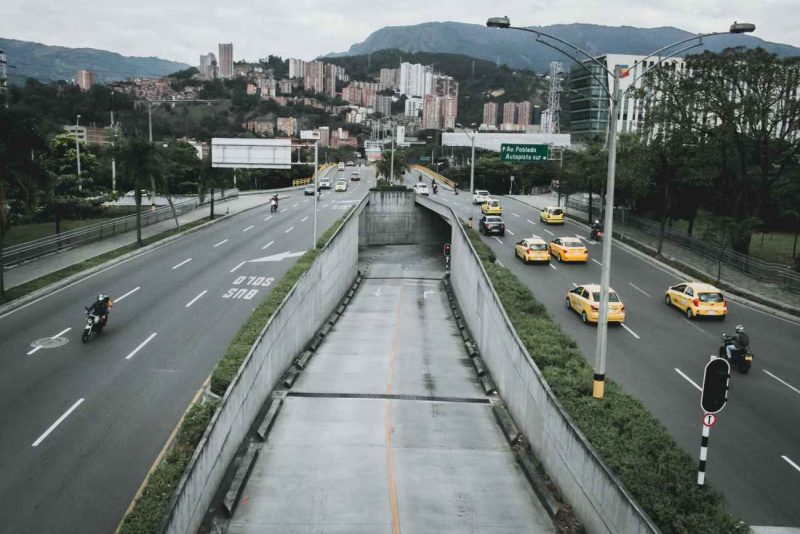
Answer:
[492, 237, 504, 245]
[230, 261, 246, 273]
[763, 370, 800, 395]
[172, 258, 192, 270]
[527, 219, 536, 225]
[301, 216, 309, 222]
[248, 251, 307, 263]
[115, 286, 140, 302]
[628, 282, 651, 298]
[263, 216, 273, 222]
[32, 398, 85, 447]
[423, 291, 436, 299]
[125, 332, 157, 360]
[27, 327, 72, 355]
[262, 240, 274, 250]
[285, 226, 295, 234]
[783, 456, 800, 473]
[185, 290, 208, 308]
[243, 225, 254, 232]
[675, 368, 702, 391]
[621, 323, 641, 339]
[214, 239, 229, 248]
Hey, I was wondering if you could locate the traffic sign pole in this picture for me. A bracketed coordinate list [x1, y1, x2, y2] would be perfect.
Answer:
[697, 418, 712, 486]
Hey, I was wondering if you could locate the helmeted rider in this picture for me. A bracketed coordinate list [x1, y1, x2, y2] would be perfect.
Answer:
[591, 219, 602, 237]
[86, 293, 113, 324]
[726, 324, 750, 361]
[271, 194, 278, 211]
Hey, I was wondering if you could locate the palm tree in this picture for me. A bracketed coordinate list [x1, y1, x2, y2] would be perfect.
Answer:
[375, 150, 408, 183]
[119, 137, 160, 246]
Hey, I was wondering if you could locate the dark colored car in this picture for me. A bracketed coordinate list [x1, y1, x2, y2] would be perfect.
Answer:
[479, 216, 505, 236]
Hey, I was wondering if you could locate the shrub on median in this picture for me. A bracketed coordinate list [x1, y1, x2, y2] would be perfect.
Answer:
[464, 227, 746, 534]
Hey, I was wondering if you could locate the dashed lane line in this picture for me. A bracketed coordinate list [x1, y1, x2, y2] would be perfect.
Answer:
[125, 332, 157, 361]
[230, 261, 246, 273]
[621, 323, 641, 339]
[171, 258, 192, 270]
[506, 229, 515, 236]
[763, 370, 800, 396]
[544, 229, 554, 235]
[285, 226, 295, 234]
[628, 282, 651, 298]
[263, 216, 273, 222]
[527, 219, 536, 225]
[115, 287, 140, 302]
[492, 236, 504, 245]
[550, 264, 557, 270]
[262, 240, 274, 250]
[214, 239, 229, 248]
[243, 225, 254, 232]
[783, 456, 800, 473]
[32, 398, 85, 447]
[27, 327, 72, 356]
[675, 368, 702, 391]
[301, 216, 309, 222]
[592, 258, 602, 266]
[185, 290, 208, 308]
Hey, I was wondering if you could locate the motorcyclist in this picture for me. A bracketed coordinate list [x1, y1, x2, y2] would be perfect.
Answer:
[86, 293, 112, 325]
[726, 325, 750, 361]
[590, 219, 602, 238]
[270, 194, 278, 212]
[432, 183, 438, 194]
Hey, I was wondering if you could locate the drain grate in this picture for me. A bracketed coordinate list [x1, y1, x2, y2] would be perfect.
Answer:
[287, 391, 490, 404]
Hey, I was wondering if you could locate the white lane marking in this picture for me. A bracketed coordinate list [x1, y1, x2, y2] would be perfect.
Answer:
[185, 290, 208, 308]
[783, 455, 800, 473]
[285, 226, 295, 234]
[291, 203, 299, 208]
[506, 229, 515, 236]
[527, 219, 536, 225]
[262, 240, 274, 250]
[571, 282, 578, 287]
[628, 282, 651, 298]
[125, 332, 157, 360]
[27, 327, 73, 355]
[230, 261, 246, 273]
[675, 368, 702, 391]
[621, 323, 641, 339]
[763, 370, 800, 396]
[492, 237, 504, 245]
[301, 216, 309, 222]
[512, 212, 520, 217]
[303, 199, 310, 203]
[172, 258, 192, 270]
[577, 235, 597, 246]
[549, 263, 557, 270]
[591, 258, 602, 266]
[214, 239, 229, 248]
[280, 208, 288, 213]
[115, 286, 140, 302]
[323, 204, 330, 208]
[32, 398, 85, 447]
[497, 260, 505, 267]
[243, 225, 254, 232]
[544, 229, 554, 235]
[263, 216, 273, 222]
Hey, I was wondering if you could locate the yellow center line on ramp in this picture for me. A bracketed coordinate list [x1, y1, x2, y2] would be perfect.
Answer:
[385, 284, 404, 534]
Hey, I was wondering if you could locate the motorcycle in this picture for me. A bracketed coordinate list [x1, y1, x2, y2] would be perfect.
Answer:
[718, 334, 753, 374]
[270, 201, 278, 213]
[82, 309, 108, 343]
[590, 227, 604, 241]
[432, 184, 438, 195]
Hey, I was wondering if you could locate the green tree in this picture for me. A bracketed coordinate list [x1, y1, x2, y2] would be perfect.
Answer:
[118, 137, 160, 246]
[375, 150, 408, 182]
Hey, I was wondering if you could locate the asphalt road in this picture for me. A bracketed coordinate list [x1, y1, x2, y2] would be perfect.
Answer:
[408, 171, 800, 528]
[0, 165, 372, 533]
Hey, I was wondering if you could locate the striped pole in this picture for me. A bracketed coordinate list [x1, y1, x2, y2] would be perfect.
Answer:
[697, 422, 711, 486]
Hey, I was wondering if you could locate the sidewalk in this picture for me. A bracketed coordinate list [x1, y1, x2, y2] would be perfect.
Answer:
[4, 193, 272, 289]
[509, 193, 800, 315]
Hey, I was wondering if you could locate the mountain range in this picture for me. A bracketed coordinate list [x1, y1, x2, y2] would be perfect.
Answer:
[329, 21, 800, 74]
[0, 37, 190, 84]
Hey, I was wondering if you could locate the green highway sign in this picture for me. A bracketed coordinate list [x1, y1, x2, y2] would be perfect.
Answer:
[500, 144, 549, 163]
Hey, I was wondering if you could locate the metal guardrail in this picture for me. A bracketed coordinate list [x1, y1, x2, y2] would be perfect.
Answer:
[409, 165, 457, 189]
[292, 163, 335, 187]
[2, 189, 239, 269]
[564, 196, 800, 291]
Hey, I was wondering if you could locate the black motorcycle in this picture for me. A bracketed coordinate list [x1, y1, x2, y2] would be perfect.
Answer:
[82, 309, 108, 343]
[718, 334, 753, 374]
[590, 226, 604, 241]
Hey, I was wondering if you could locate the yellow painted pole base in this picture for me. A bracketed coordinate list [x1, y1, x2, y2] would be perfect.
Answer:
[592, 378, 605, 399]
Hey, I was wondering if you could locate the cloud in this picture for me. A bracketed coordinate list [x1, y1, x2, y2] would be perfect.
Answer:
[1, 0, 797, 65]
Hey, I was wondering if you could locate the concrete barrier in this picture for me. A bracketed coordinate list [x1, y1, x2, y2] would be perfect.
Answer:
[158, 198, 366, 534]
[444, 205, 661, 534]
[359, 190, 450, 246]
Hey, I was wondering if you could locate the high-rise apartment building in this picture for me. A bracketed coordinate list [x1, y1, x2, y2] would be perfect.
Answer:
[324, 63, 338, 98]
[279, 79, 294, 94]
[76, 70, 94, 91]
[483, 102, 499, 128]
[517, 101, 533, 127]
[399, 62, 434, 98]
[440, 95, 458, 129]
[502, 102, 518, 125]
[288, 58, 306, 79]
[199, 53, 217, 80]
[405, 97, 424, 118]
[218, 43, 233, 79]
[318, 126, 330, 147]
[304, 61, 324, 94]
[422, 94, 441, 129]
[379, 68, 399, 90]
[276, 117, 297, 137]
[375, 95, 392, 116]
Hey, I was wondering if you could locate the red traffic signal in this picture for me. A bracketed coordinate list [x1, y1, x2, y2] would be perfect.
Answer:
[443, 243, 451, 256]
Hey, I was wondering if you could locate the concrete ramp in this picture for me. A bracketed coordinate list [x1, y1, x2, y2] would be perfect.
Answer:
[226, 245, 555, 533]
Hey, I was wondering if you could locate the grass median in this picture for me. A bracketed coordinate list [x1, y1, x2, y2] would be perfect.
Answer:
[464, 225, 747, 534]
[118, 209, 352, 533]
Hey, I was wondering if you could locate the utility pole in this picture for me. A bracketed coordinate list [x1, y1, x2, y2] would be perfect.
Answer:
[75, 115, 82, 191]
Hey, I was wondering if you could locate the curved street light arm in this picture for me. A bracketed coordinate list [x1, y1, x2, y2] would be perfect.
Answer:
[620, 42, 707, 99]
[626, 31, 727, 75]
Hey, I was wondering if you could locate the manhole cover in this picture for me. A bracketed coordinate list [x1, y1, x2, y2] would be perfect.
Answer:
[31, 337, 69, 349]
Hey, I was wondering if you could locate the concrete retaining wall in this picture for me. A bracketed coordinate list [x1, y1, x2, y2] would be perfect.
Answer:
[446, 206, 661, 534]
[159, 199, 365, 534]
[359, 190, 450, 246]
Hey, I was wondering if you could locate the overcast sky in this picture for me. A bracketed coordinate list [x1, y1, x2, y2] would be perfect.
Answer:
[2, 0, 798, 64]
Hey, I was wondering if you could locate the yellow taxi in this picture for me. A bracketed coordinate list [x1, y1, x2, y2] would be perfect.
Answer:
[548, 237, 588, 263]
[665, 282, 727, 320]
[481, 199, 503, 215]
[540, 206, 565, 224]
[514, 236, 550, 264]
[566, 284, 626, 324]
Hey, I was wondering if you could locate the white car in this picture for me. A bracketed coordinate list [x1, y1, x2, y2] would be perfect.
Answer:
[319, 179, 331, 189]
[473, 189, 491, 205]
[414, 183, 430, 196]
[335, 180, 348, 192]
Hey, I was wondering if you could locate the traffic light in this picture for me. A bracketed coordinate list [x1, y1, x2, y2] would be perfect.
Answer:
[443, 243, 451, 256]
[700, 358, 730, 414]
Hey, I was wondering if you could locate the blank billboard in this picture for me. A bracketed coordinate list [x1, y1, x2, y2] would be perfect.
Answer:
[211, 138, 292, 169]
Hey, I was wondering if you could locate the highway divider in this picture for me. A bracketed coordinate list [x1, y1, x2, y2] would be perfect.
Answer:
[446, 211, 747, 534]
[118, 198, 366, 534]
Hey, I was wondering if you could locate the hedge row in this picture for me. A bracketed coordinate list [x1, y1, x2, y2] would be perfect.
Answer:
[464, 227, 747, 534]
[209, 209, 352, 396]
[117, 209, 352, 533]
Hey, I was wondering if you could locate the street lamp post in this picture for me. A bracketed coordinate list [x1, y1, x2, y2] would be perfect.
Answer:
[389, 120, 396, 182]
[456, 123, 477, 221]
[486, 16, 755, 399]
[75, 114, 82, 191]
